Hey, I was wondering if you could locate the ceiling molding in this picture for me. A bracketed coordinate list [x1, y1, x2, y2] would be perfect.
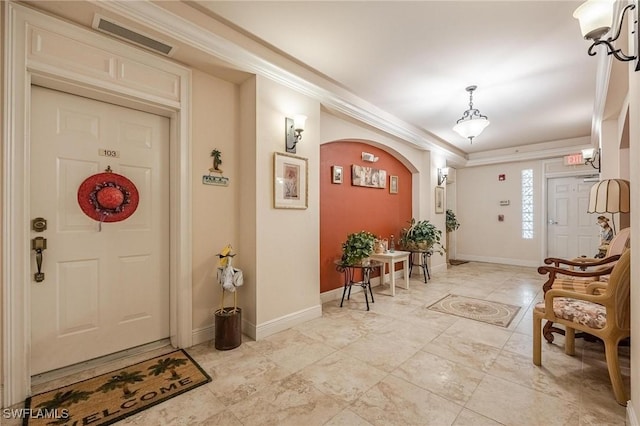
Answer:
[91, 0, 467, 165]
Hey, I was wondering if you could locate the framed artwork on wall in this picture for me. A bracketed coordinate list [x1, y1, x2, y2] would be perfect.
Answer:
[351, 164, 387, 188]
[435, 186, 445, 214]
[389, 175, 398, 194]
[274, 152, 308, 209]
[332, 165, 343, 184]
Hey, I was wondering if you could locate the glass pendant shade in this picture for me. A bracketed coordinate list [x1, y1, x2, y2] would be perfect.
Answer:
[453, 117, 490, 140]
[573, 0, 614, 40]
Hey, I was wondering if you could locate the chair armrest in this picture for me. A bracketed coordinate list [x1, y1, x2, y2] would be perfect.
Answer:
[543, 254, 620, 268]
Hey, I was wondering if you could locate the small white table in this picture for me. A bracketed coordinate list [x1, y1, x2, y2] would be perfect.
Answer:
[370, 250, 410, 296]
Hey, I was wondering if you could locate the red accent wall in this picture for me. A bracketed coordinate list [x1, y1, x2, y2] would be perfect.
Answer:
[320, 141, 412, 293]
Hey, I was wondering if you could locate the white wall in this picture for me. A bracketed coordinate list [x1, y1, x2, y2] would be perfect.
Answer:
[190, 69, 240, 334]
[456, 161, 543, 267]
[253, 76, 322, 335]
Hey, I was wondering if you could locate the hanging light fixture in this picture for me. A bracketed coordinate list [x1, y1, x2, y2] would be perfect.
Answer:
[453, 85, 490, 143]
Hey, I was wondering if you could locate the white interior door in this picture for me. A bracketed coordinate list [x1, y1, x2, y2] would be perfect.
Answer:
[547, 176, 600, 259]
[30, 86, 170, 375]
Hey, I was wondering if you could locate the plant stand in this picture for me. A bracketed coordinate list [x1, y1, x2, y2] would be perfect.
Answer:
[214, 307, 242, 350]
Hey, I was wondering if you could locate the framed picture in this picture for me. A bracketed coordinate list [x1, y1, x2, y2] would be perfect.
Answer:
[389, 175, 398, 194]
[274, 152, 308, 209]
[435, 186, 445, 214]
[351, 164, 386, 188]
[332, 165, 343, 184]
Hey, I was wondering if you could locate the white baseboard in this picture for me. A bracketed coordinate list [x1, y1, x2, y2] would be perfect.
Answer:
[254, 304, 322, 340]
[628, 401, 638, 426]
[191, 304, 322, 344]
[455, 253, 539, 267]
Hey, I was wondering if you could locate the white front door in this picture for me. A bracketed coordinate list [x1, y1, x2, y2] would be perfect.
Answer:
[30, 86, 170, 375]
[547, 176, 600, 259]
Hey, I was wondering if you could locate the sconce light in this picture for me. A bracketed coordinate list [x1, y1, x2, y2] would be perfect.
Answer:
[362, 152, 379, 162]
[285, 114, 307, 153]
[581, 147, 601, 172]
[573, 0, 640, 71]
[438, 167, 449, 186]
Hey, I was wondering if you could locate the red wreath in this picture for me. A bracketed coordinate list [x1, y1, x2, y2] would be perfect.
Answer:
[77, 168, 139, 223]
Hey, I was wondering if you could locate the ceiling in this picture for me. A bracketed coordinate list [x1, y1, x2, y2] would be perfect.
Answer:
[23, 0, 600, 158]
[193, 0, 599, 156]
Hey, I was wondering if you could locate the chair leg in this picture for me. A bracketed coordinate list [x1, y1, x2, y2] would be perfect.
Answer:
[565, 327, 575, 356]
[533, 312, 542, 366]
[604, 339, 628, 406]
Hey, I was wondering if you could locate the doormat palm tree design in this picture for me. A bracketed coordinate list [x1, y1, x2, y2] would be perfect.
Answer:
[23, 350, 210, 426]
[427, 294, 521, 328]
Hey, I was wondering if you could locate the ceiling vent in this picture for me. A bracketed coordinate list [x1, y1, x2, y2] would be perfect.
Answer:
[92, 15, 175, 56]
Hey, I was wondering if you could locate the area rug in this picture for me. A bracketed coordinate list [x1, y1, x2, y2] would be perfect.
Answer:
[448, 259, 469, 266]
[23, 349, 211, 426]
[427, 294, 521, 327]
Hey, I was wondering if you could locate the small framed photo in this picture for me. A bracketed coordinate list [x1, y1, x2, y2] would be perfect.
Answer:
[274, 152, 308, 209]
[435, 186, 445, 214]
[332, 165, 343, 184]
[389, 175, 398, 194]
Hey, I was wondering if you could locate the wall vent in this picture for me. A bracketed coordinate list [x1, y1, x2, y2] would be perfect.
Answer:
[92, 15, 175, 56]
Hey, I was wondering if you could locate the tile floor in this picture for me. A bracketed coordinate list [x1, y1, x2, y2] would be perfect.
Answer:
[6, 261, 629, 425]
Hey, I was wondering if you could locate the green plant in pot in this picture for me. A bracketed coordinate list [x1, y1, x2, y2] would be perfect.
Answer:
[400, 218, 443, 254]
[446, 209, 461, 233]
[341, 231, 376, 265]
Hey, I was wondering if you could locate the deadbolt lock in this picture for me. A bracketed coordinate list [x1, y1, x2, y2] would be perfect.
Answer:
[32, 217, 47, 232]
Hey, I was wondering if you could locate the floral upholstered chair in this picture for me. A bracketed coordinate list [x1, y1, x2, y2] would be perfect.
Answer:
[537, 228, 630, 342]
[533, 249, 631, 406]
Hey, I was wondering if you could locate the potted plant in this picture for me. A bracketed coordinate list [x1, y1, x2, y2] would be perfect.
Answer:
[446, 209, 460, 233]
[400, 218, 443, 254]
[445, 209, 461, 265]
[341, 231, 376, 265]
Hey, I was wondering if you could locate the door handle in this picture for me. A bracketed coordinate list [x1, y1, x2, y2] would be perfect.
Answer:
[548, 219, 558, 225]
[32, 237, 47, 282]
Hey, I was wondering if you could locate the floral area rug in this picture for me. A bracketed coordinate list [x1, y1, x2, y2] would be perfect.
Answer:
[23, 349, 210, 426]
[427, 294, 521, 327]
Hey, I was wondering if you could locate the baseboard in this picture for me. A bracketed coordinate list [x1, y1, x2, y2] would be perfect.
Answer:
[455, 253, 539, 267]
[254, 304, 322, 340]
[192, 304, 322, 344]
[628, 400, 638, 426]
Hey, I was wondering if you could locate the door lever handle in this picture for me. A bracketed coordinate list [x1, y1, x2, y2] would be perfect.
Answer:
[32, 237, 47, 282]
[548, 219, 558, 225]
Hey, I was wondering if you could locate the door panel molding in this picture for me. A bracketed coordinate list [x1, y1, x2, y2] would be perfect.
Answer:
[2, 3, 192, 406]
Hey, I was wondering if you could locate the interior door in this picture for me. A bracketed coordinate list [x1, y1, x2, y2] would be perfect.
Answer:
[30, 86, 170, 374]
[547, 176, 600, 259]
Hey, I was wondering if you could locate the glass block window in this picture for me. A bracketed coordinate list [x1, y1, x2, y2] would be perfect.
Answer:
[522, 169, 534, 239]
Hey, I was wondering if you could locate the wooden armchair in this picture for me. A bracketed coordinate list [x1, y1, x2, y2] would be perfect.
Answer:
[537, 228, 630, 342]
[533, 249, 631, 406]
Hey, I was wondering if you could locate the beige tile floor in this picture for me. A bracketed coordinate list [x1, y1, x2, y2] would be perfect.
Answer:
[6, 261, 629, 425]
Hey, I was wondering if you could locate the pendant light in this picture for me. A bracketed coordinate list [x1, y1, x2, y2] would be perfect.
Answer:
[453, 85, 490, 143]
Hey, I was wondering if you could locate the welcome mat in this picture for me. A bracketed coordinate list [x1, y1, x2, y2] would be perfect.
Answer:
[449, 259, 469, 266]
[23, 349, 211, 426]
[427, 294, 521, 327]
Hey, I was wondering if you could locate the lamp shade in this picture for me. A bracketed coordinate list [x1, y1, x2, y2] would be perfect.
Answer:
[573, 0, 614, 40]
[587, 179, 630, 213]
[453, 117, 490, 140]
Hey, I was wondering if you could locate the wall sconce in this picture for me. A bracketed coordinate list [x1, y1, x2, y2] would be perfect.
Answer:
[581, 147, 601, 172]
[361, 152, 379, 162]
[285, 115, 307, 153]
[573, 0, 639, 71]
[438, 167, 449, 186]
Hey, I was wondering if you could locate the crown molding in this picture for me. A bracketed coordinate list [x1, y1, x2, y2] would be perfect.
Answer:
[90, 0, 467, 165]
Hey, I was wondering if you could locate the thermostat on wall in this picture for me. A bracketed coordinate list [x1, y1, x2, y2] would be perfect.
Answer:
[499, 200, 510, 206]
